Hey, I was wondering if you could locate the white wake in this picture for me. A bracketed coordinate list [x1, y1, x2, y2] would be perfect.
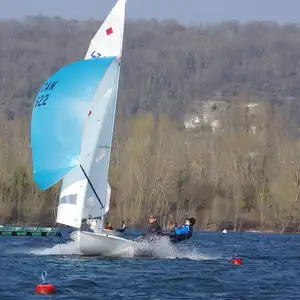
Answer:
[29, 236, 219, 261]
[133, 236, 217, 261]
[29, 241, 81, 256]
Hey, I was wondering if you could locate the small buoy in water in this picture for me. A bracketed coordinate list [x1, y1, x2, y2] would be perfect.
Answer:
[231, 257, 243, 265]
[222, 229, 227, 233]
[231, 251, 243, 265]
[34, 271, 56, 295]
[35, 283, 56, 295]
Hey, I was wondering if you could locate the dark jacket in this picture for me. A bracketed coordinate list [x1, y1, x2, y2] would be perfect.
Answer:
[146, 221, 162, 234]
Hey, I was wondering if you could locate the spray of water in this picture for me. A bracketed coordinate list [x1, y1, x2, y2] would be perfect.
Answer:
[30, 236, 218, 261]
[30, 241, 81, 256]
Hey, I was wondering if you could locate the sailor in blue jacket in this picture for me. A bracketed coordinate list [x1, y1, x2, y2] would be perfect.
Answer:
[170, 217, 196, 243]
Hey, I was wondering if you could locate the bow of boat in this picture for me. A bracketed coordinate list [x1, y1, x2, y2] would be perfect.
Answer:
[71, 230, 136, 256]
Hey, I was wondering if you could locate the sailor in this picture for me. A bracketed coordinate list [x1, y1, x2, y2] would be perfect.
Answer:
[88, 219, 102, 233]
[137, 215, 162, 241]
[139, 215, 161, 237]
[145, 215, 162, 234]
[116, 220, 126, 232]
[169, 217, 196, 243]
[121, 220, 126, 230]
[104, 221, 113, 230]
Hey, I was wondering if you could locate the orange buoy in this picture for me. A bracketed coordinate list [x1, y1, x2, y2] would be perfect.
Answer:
[231, 257, 243, 265]
[35, 270, 56, 294]
[35, 283, 56, 294]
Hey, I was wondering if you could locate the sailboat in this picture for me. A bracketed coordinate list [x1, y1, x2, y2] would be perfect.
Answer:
[58, 0, 127, 238]
[31, 0, 139, 255]
[86, 0, 128, 238]
[59, 0, 128, 243]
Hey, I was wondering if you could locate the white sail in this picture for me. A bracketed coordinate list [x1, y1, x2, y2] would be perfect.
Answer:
[57, 58, 120, 228]
[85, 0, 126, 59]
[83, 0, 126, 223]
[56, 0, 126, 228]
[81, 59, 120, 219]
[56, 180, 86, 228]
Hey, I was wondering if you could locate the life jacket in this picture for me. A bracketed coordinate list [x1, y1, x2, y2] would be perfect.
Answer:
[170, 225, 193, 243]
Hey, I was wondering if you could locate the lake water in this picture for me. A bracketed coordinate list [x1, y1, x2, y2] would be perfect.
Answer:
[0, 230, 299, 299]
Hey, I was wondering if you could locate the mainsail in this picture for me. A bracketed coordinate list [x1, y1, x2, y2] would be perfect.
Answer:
[56, 0, 126, 228]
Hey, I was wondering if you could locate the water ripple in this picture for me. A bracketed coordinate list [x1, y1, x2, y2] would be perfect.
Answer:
[0, 231, 300, 299]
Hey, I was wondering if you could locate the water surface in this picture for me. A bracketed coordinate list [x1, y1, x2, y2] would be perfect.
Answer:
[1, 230, 299, 299]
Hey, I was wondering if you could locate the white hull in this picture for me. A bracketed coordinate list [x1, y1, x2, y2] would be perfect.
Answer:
[71, 230, 137, 256]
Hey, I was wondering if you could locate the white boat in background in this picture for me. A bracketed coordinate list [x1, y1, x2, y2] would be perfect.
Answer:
[30, 0, 142, 256]
[86, 218, 126, 237]
[102, 229, 124, 237]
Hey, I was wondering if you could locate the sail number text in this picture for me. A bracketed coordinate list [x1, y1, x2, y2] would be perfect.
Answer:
[35, 94, 49, 107]
[34, 80, 58, 108]
[91, 51, 102, 58]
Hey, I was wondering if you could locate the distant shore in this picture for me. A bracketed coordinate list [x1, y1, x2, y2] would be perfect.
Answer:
[3, 222, 299, 234]
[200, 228, 299, 234]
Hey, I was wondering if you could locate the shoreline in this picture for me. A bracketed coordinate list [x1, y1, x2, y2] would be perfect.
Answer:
[200, 229, 299, 234]
[2, 223, 299, 234]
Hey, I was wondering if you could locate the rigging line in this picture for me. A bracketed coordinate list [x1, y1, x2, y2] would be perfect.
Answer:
[79, 164, 104, 209]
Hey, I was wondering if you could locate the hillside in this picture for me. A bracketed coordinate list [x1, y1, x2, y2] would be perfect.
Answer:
[1, 17, 300, 231]
[1, 17, 300, 122]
